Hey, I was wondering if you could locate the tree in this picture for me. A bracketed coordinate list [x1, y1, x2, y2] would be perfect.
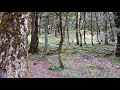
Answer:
[44, 15, 49, 57]
[104, 12, 109, 45]
[108, 12, 115, 42]
[75, 12, 79, 45]
[78, 12, 82, 46]
[66, 14, 70, 45]
[91, 12, 93, 45]
[113, 12, 120, 57]
[83, 12, 86, 44]
[58, 12, 64, 69]
[29, 12, 39, 54]
[38, 12, 42, 34]
[94, 12, 101, 44]
[0, 12, 29, 78]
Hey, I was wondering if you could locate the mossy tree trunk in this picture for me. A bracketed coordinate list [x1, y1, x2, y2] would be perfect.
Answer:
[0, 12, 29, 78]
[29, 12, 39, 54]
[58, 12, 64, 69]
[114, 12, 120, 57]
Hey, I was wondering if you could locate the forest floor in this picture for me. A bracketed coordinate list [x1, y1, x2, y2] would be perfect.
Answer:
[28, 31, 120, 78]
[28, 44, 120, 78]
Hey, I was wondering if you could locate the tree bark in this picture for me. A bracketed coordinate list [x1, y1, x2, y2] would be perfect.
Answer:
[94, 12, 101, 44]
[83, 12, 86, 44]
[44, 16, 49, 56]
[29, 12, 39, 54]
[66, 16, 70, 45]
[108, 12, 115, 42]
[114, 12, 120, 57]
[55, 24, 58, 37]
[38, 12, 42, 34]
[78, 12, 82, 46]
[104, 12, 109, 45]
[91, 12, 93, 45]
[0, 12, 29, 78]
[58, 12, 64, 69]
[75, 12, 79, 45]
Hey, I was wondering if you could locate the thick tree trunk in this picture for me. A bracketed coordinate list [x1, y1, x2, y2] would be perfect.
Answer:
[76, 12, 79, 45]
[29, 12, 39, 54]
[58, 12, 64, 69]
[0, 12, 29, 78]
[104, 12, 109, 45]
[114, 12, 120, 57]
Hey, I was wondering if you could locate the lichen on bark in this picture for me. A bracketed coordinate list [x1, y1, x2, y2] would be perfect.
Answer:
[0, 12, 29, 78]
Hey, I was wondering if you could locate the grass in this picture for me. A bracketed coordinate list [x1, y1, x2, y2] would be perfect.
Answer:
[28, 30, 116, 61]
[48, 61, 60, 70]
[110, 56, 120, 62]
[71, 47, 79, 54]
[85, 64, 96, 69]
[61, 53, 69, 61]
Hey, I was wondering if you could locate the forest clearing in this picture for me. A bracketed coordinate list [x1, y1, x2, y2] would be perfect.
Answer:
[0, 12, 120, 78]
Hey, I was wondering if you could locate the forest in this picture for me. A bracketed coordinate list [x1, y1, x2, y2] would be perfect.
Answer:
[0, 12, 120, 78]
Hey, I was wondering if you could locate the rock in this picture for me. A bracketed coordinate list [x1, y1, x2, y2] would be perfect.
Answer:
[0, 68, 7, 78]
[115, 66, 120, 69]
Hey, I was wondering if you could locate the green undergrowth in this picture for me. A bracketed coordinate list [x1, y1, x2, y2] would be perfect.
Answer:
[71, 47, 79, 54]
[110, 56, 120, 62]
[85, 64, 96, 69]
[48, 61, 63, 71]
[61, 53, 69, 61]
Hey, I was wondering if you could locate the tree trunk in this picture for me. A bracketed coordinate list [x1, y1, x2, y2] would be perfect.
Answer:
[58, 12, 64, 69]
[75, 12, 79, 45]
[104, 12, 109, 45]
[114, 12, 120, 57]
[44, 16, 49, 56]
[29, 12, 39, 54]
[55, 24, 58, 37]
[38, 12, 42, 34]
[91, 12, 93, 45]
[0, 12, 29, 78]
[94, 12, 101, 44]
[78, 12, 82, 46]
[83, 12, 86, 44]
[66, 16, 70, 45]
[108, 12, 115, 42]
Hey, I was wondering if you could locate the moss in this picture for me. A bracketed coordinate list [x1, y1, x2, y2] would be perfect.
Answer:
[0, 13, 23, 37]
